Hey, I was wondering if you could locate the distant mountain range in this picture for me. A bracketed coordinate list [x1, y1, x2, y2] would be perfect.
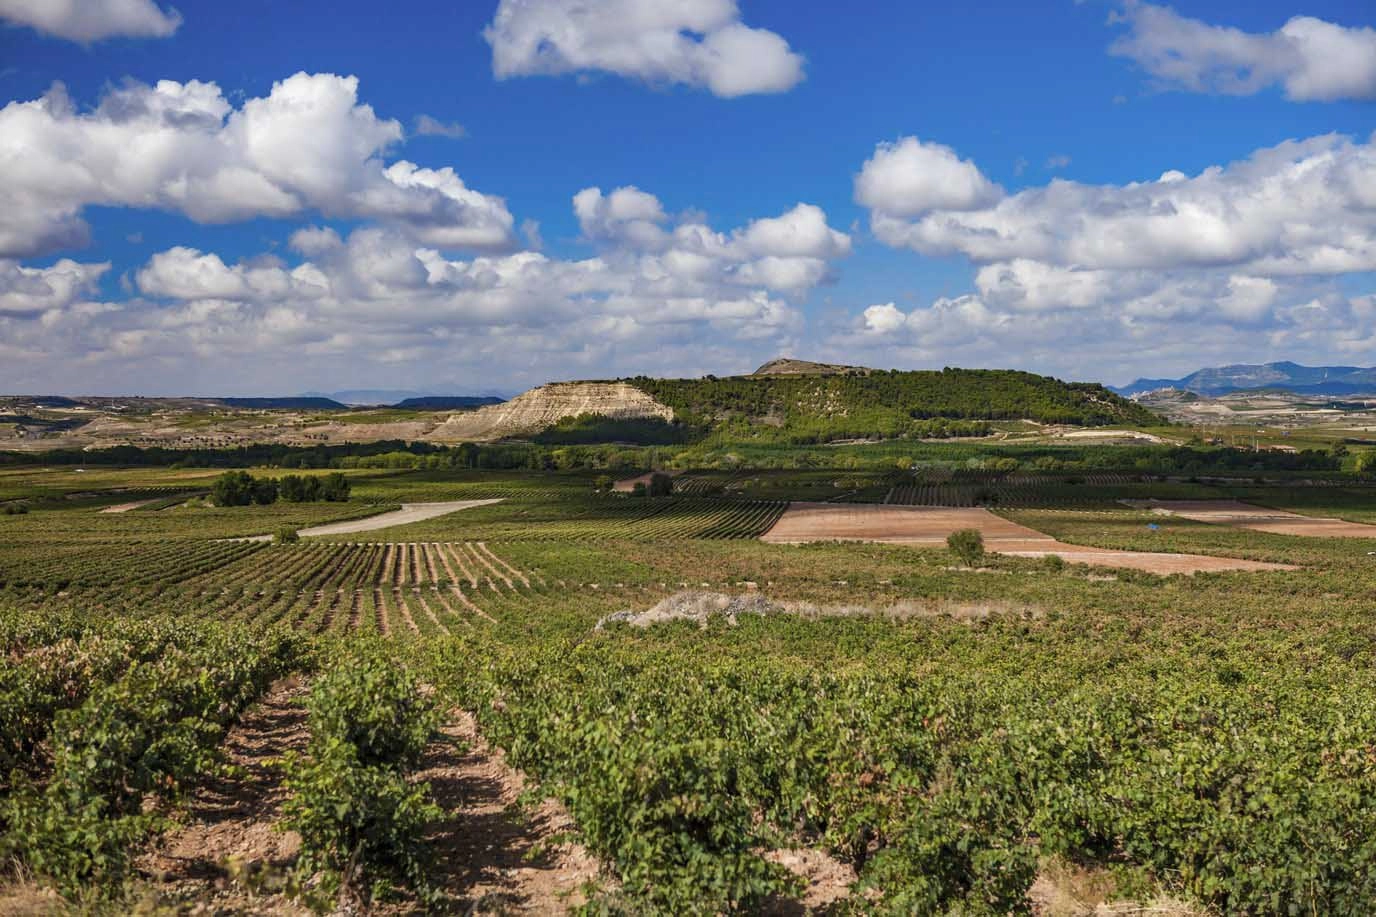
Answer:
[300, 390, 508, 407]
[1114, 362, 1376, 397]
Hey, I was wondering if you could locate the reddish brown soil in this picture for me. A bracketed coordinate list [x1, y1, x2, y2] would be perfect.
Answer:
[421, 711, 603, 913]
[138, 681, 609, 914]
[140, 678, 312, 914]
[763, 848, 858, 913]
[1126, 499, 1376, 538]
[761, 503, 1292, 574]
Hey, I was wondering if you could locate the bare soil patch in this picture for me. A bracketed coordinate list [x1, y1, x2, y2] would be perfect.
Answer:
[140, 677, 312, 913]
[763, 848, 857, 913]
[1125, 499, 1376, 538]
[97, 497, 163, 514]
[761, 503, 1291, 574]
[421, 711, 603, 913]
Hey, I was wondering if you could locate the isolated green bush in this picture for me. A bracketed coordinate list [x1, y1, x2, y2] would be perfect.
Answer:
[947, 529, 985, 566]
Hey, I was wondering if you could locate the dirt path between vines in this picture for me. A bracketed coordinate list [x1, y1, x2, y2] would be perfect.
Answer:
[139, 679, 609, 913]
[140, 677, 312, 914]
[419, 710, 604, 913]
[299, 500, 503, 537]
[236, 499, 505, 543]
[98, 497, 163, 513]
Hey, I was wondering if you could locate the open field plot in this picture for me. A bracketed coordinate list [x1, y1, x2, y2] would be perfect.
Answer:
[1001, 506, 1376, 571]
[1128, 499, 1376, 537]
[761, 502, 1291, 573]
[0, 500, 397, 543]
[0, 465, 227, 502]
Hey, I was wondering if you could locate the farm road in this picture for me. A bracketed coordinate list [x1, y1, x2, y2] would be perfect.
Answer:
[240, 499, 503, 542]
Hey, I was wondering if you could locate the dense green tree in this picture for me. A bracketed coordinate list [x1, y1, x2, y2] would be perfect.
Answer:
[251, 479, 279, 505]
[1354, 452, 1376, 478]
[210, 471, 256, 507]
[319, 472, 351, 502]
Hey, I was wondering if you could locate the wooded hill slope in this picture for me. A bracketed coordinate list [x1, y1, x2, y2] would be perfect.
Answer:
[626, 368, 1161, 444]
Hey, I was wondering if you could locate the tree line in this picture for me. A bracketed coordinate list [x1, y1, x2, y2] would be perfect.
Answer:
[210, 471, 351, 507]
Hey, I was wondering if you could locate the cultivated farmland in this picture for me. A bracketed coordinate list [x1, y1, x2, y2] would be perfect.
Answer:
[5, 451, 1376, 914]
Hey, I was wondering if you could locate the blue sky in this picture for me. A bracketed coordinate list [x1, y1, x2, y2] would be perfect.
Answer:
[1, 0, 1374, 395]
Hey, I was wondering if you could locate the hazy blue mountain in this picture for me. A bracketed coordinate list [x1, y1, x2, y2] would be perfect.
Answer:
[300, 389, 425, 405]
[392, 396, 504, 410]
[1114, 362, 1376, 396]
[301, 389, 510, 406]
[220, 397, 348, 410]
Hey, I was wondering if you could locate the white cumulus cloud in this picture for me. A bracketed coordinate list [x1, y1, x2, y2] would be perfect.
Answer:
[847, 128, 1376, 382]
[1109, 2, 1376, 102]
[0, 258, 111, 315]
[484, 0, 804, 98]
[0, 0, 180, 43]
[854, 137, 1003, 218]
[860, 132, 1376, 276]
[0, 189, 850, 394]
[0, 73, 516, 259]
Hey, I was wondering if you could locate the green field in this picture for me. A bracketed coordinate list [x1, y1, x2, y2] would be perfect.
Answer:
[4, 454, 1376, 914]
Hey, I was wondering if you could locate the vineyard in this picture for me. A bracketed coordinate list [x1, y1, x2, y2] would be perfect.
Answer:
[322, 494, 789, 543]
[5, 462, 1376, 913]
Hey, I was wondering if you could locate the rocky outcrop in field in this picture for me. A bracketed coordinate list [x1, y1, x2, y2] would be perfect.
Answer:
[431, 381, 674, 441]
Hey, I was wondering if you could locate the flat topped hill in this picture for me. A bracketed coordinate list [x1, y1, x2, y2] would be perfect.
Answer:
[434, 381, 673, 442]
[752, 358, 872, 376]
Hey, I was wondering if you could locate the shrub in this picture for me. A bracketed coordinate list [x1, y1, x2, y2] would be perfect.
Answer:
[275, 526, 300, 544]
[947, 529, 985, 566]
[319, 472, 351, 502]
[306, 649, 437, 769]
[283, 741, 443, 905]
[1354, 451, 1376, 478]
[1, 502, 27, 515]
[280, 472, 350, 503]
[1041, 554, 1066, 573]
[282, 647, 444, 906]
[252, 479, 279, 505]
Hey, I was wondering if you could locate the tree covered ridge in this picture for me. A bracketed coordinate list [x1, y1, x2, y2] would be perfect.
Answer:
[626, 368, 1161, 440]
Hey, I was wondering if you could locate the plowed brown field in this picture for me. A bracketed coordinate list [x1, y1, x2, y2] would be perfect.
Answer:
[760, 503, 1291, 574]
[1124, 500, 1376, 538]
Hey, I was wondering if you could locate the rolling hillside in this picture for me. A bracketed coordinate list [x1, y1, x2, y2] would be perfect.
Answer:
[622, 368, 1161, 444]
